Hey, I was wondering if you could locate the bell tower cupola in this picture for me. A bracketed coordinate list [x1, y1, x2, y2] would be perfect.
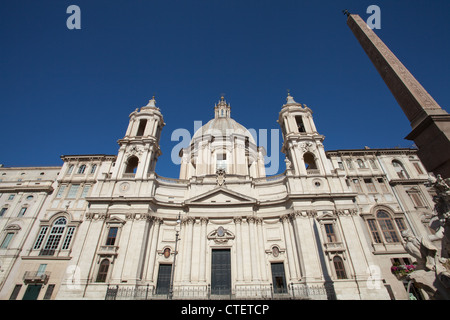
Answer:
[112, 97, 165, 180]
[278, 93, 331, 176]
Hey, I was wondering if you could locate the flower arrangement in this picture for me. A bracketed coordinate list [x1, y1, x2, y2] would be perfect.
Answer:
[391, 263, 417, 278]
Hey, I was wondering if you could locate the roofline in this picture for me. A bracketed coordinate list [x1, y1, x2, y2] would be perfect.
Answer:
[60, 154, 117, 160]
[0, 166, 61, 170]
[325, 147, 418, 154]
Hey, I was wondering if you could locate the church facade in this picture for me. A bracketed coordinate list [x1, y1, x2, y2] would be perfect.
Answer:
[0, 94, 438, 300]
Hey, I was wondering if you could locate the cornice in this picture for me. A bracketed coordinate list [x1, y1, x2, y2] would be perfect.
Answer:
[326, 148, 418, 157]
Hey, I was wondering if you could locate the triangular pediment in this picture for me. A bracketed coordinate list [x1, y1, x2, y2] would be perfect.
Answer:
[185, 187, 257, 206]
[316, 212, 336, 221]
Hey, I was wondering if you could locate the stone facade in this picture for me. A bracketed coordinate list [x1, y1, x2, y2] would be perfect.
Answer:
[0, 95, 439, 300]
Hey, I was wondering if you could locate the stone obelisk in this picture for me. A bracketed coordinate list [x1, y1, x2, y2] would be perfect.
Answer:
[345, 12, 450, 178]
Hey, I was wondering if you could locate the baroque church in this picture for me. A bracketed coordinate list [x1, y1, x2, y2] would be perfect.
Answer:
[0, 94, 439, 300]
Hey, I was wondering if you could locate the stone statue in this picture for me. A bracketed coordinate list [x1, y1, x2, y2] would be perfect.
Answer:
[284, 158, 292, 171]
[401, 229, 450, 299]
[428, 174, 450, 258]
[402, 230, 438, 271]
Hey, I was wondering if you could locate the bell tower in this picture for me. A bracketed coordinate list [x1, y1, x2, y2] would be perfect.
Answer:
[278, 93, 331, 176]
[111, 97, 165, 180]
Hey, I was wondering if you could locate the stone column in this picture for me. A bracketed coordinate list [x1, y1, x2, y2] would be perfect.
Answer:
[145, 217, 162, 282]
[182, 217, 195, 282]
[198, 218, 208, 282]
[247, 216, 261, 281]
[256, 218, 267, 281]
[281, 215, 300, 281]
[234, 217, 244, 281]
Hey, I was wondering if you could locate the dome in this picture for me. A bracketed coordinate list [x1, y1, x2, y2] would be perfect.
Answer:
[191, 96, 256, 144]
[192, 117, 256, 143]
[179, 96, 266, 180]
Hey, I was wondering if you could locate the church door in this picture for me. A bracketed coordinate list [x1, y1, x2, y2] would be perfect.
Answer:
[271, 263, 287, 294]
[211, 249, 231, 295]
[156, 264, 172, 295]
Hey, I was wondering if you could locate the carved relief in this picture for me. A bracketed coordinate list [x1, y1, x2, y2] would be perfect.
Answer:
[208, 226, 235, 244]
[126, 145, 144, 157]
[299, 142, 315, 153]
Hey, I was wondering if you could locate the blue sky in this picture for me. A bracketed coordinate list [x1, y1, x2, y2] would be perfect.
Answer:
[1, 0, 449, 178]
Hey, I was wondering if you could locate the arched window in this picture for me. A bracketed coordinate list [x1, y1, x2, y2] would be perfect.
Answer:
[90, 164, 97, 174]
[376, 211, 400, 243]
[96, 259, 110, 283]
[392, 160, 409, 179]
[357, 159, 365, 168]
[333, 256, 347, 279]
[77, 165, 86, 174]
[303, 153, 317, 170]
[33, 216, 76, 256]
[125, 156, 139, 174]
[67, 165, 74, 175]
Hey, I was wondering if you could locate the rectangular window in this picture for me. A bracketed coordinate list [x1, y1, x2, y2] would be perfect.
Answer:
[324, 224, 337, 243]
[36, 264, 47, 276]
[106, 227, 118, 246]
[216, 153, 227, 171]
[56, 185, 66, 198]
[136, 119, 147, 136]
[334, 257, 347, 279]
[9, 285, 22, 300]
[18, 207, 27, 217]
[337, 162, 344, 170]
[413, 162, 424, 174]
[0, 207, 7, 217]
[43, 284, 55, 300]
[364, 178, 377, 193]
[352, 179, 362, 193]
[62, 227, 75, 250]
[33, 227, 49, 250]
[1, 233, 14, 249]
[409, 192, 424, 207]
[377, 178, 388, 193]
[295, 116, 306, 133]
[395, 218, 407, 233]
[67, 184, 80, 199]
[80, 185, 90, 198]
[367, 220, 382, 243]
